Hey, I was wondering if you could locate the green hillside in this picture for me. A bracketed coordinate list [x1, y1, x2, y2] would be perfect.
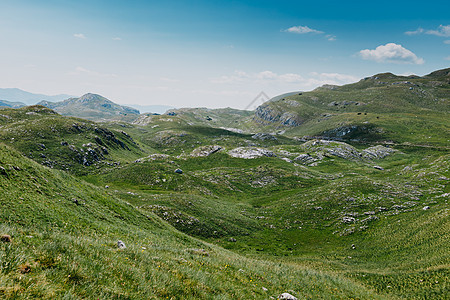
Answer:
[0, 105, 146, 175]
[0, 143, 387, 299]
[1, 68, 449, 299]
[248, 68, 449, 147]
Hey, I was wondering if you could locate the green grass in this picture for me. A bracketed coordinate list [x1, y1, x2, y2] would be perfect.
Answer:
[1, 69, 449, 299]
[1, 143, 388, 299]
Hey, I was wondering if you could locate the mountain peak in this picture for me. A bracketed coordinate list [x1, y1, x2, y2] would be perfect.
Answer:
[38, 93, 139, 121]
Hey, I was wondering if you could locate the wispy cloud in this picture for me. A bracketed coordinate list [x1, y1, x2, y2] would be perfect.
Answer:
[160, 77, 179, 83]
[325, 34, 336, 41]
[405, 28, 424, 36]
[405, 25, 450, 37]
[444, 40, 450, 44]
[284, 25, 323, 34]
[211, 70, 303, 84]
[359, 43, 424, 65]
[283, 25, 336, 41]
[73, 33, 86, 39]
[426, 25, 450, 37]
[211, 70, 357, 87]
[68, 66, 117, 78]
[112, 37, 122, 41]
[445, 56, 450, 61]
[310, 72, 358, 82]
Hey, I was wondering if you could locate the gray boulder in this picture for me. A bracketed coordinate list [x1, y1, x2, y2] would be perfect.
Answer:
[252, 133, 277, 141]
[294, 153, 317, 164]
[190, 145, 222, 157]
[117, 240, 126, 249]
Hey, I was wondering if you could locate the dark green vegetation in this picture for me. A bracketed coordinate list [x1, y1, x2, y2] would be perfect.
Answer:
[1, 68, 449, 299]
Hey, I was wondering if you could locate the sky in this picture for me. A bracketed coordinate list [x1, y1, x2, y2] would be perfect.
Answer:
[0, 0, 449, 110]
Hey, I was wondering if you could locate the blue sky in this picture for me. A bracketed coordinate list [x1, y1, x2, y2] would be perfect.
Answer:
[0, 0, 449, 109]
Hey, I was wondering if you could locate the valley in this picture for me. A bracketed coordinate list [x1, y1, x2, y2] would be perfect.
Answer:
[0, 69, 449, 299]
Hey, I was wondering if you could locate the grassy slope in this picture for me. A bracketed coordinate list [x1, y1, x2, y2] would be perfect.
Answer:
[0, 106, 148, 175]
[0, 143, 383, 299]
[88, 142, 449, 299]
[248, 69, 450, 147]
[1, 68, 448, 299]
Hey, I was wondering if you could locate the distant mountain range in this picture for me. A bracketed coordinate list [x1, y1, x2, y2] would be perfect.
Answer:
[0, 99, 26, 108]
[0, 88, 74, 105]
[0, 88, 174, 118]
[38, 93, 141, 121]
[125, 104, 175, 114]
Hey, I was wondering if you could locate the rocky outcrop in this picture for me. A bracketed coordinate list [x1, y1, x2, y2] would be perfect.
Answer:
[228, 147, 276, 159]
[252, 133, 277, 141]
[362, 145, 396, 159]
[294, 139, 398, 165]
[190, 145, 222, 157]
[300, 139, 362, 160]
[294, 153, 317, 164]
[254, 105, 302, 127]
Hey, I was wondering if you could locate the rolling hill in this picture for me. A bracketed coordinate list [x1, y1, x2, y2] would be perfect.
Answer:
[1, 67, 449, 299]
[38, 93, 140, 122]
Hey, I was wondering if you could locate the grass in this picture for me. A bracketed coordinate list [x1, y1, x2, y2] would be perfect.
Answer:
[0, 68, 449, 299]
[1, 143, 385, 299]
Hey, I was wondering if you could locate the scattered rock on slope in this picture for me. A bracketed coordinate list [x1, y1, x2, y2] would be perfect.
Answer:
[252, 133, 277, 141]
[278, 292, 297, 300]
[117, 240, 126, 249]
[362, 145, 397, 159]
[228, 147, 276, 159]
[190, 145, 222, 157]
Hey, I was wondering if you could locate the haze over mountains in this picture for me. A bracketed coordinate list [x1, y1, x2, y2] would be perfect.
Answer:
[0, 88, 73, 105]
[0, 88, 174, 115]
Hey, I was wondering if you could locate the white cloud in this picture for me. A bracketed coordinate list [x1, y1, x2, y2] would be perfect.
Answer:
[444, 40, 450, 44]
[325, 34, 336, 41]
[256, 70, 278, 80]
[68, 66, 117, 78]
[397, 71, 417, 76]
[311, 72, 358, 82]
[284, 25, 323, 34]
[426, 25, 450, 37]
[405, 28, 424, 35]
[359, 43, 424, 65]
[211, 70, 356, 87]
[284, 25, 336, 41]
[406, 25, 450, 37]
[160, 77, 179, 83]
[112, 37, 122, 41]
[279, 73, 304, 83]
[73, 33, 86, 39]
[210, 71, 249, 84]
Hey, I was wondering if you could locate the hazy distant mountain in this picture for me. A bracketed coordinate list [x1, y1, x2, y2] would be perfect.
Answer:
[0, 99, 26, 108]
[38, 93, 140, 121]
[125, 104, 175, 114]
[0, 88, 74, 105]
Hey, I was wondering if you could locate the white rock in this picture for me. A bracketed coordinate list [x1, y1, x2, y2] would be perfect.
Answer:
[228, 147, 276, 159]
[278, 292, 297, 300]
[117, 240, 126, 249]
